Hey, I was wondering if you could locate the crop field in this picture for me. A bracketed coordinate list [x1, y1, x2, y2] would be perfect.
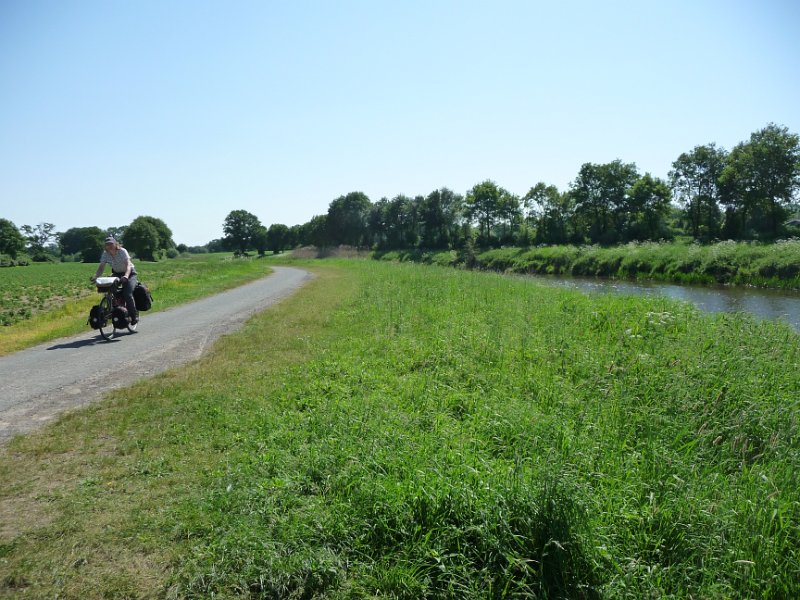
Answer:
[0, 262, 91, 326]
[1, 259, 798, 598]
[0, 253, 275, 355]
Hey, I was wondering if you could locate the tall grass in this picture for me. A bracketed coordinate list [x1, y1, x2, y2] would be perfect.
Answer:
[1, 261, 798, 598]
[380, 240, 800, 289]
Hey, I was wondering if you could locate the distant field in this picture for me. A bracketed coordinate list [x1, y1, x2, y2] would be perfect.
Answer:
[0, 262, 90, 326]
[0, 254, 274, 355]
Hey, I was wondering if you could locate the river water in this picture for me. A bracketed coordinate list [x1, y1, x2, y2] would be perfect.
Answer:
[535, 276, 800, 332]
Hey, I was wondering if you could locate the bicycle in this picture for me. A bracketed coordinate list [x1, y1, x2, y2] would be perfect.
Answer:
[89, 276, 138, 340]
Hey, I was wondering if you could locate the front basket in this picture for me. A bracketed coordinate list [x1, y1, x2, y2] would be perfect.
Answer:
[95, 276, 118, 290]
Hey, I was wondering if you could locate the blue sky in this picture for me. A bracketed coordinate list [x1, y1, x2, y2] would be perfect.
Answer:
[1, 0, 798, 246]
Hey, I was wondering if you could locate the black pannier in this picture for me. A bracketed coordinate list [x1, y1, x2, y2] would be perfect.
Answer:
[134, 282, 153, 311]
[111, 306, 130, 329]
[88, 305, 105, 329]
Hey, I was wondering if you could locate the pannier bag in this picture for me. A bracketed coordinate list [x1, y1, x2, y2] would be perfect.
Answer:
[112, 306, 130, 329]
[88, 305, 106, 329]
[134, 282, 153, 311]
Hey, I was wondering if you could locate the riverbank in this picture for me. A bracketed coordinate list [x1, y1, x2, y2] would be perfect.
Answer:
[1, 260, 798, 597]
[374, 239, 800, 290]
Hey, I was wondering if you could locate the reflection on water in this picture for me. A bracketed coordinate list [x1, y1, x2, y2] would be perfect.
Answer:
[537, 276, 800, 331]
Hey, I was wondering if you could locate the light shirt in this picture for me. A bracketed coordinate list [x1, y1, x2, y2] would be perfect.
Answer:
[99, 247, 135, 275]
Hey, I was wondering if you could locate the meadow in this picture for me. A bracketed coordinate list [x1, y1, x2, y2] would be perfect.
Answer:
[0, 253, 274, 355]
[376, 238, 800, 289]
[1, 259, 797, 598]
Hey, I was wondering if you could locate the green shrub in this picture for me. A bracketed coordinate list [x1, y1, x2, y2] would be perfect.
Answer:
[0, 253, 31, 267]
[386, 240, 800, 289]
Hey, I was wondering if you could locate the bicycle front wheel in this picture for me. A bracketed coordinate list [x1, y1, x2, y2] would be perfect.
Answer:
[98, 296, 114, 341]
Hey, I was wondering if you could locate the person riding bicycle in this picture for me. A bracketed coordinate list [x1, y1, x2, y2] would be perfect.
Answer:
[90, 236, 139, 325]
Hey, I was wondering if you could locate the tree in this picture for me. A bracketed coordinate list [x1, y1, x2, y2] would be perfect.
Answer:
[123, 218, 161, 261]
[570, 164, 606, 243]
[0, 218, 26, 259]
[496, 190, 522, 244]
[368, 198, 389, 248]
[252, 225, 269, 256]
[571, 161, 639, 244]
[419, 188, 463, 249]
[106, 225, 127, 242]
[296, 215, 328, 247]
[464, 180, 506, 246]
[326, 192, 371, 247]
[607, 162, 643, 239]
[381, 195, 420, 249]
[524, 183, 574, 244]
[669, 144, 726, 240]
[266, 223, 290, 253]
[719, 123, 800, 239]
[285, 225, 300, 249]
[20, 222, 57, 260]
[122, 216, 175, 260]
[207, 238, 227, 253]
[222, 210, 263, 254]
[60, 226, 106, 262]
[626, 174, 672, 241]
[139, 216, 174, 251]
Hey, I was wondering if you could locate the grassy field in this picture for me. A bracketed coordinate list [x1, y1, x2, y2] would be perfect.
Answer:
[0, 254, 274, 356]
[1, 259, 798, 598]
[376, 239, 800, 289]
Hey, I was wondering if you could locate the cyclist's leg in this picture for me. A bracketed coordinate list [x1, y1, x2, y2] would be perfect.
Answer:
[122, 275, 139, 322]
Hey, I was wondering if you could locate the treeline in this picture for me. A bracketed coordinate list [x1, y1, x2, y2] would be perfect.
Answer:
[0, 216, 178, 265]
[259, 122, 798, 252]
[4, 123, 798, 264]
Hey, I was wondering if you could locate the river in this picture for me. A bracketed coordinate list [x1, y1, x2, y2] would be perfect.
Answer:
[535, 276, 800, 332]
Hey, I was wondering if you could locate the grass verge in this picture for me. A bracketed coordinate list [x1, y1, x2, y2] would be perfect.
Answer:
[2, 260, 799, 598]
[0, 264, 346, 598]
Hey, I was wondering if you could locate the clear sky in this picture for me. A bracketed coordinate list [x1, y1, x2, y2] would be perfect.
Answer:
[1, 0, 799, 246]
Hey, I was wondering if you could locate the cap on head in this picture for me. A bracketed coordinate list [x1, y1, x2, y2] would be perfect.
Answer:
[104, 236, 117, 245]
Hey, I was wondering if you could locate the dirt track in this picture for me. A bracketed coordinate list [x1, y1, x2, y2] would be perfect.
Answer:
[0, 266, 311, 444]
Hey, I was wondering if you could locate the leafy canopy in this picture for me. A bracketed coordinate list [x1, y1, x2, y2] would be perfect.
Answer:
[60, 226, 106, 262]
[0, 218, 26, 259]
[223, 209, 263, 254]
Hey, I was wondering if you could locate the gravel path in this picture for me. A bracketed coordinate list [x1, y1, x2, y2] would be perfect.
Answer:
[0, 266, 312, 444]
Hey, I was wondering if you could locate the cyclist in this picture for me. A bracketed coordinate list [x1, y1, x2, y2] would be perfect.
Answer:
[90, 236, 139, 325]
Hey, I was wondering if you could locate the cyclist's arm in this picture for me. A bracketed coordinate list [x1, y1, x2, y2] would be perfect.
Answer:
[92, 258, 108, 281]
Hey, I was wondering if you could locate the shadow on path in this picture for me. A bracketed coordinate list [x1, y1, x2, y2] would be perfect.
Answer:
[47, 336, 119, 350]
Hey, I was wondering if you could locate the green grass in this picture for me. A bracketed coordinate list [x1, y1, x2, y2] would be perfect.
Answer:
[379, 240, 800, 289]
[0, 261, 90, 326]
[1, 260, 798, 598]
[0, 253, 274, 355]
